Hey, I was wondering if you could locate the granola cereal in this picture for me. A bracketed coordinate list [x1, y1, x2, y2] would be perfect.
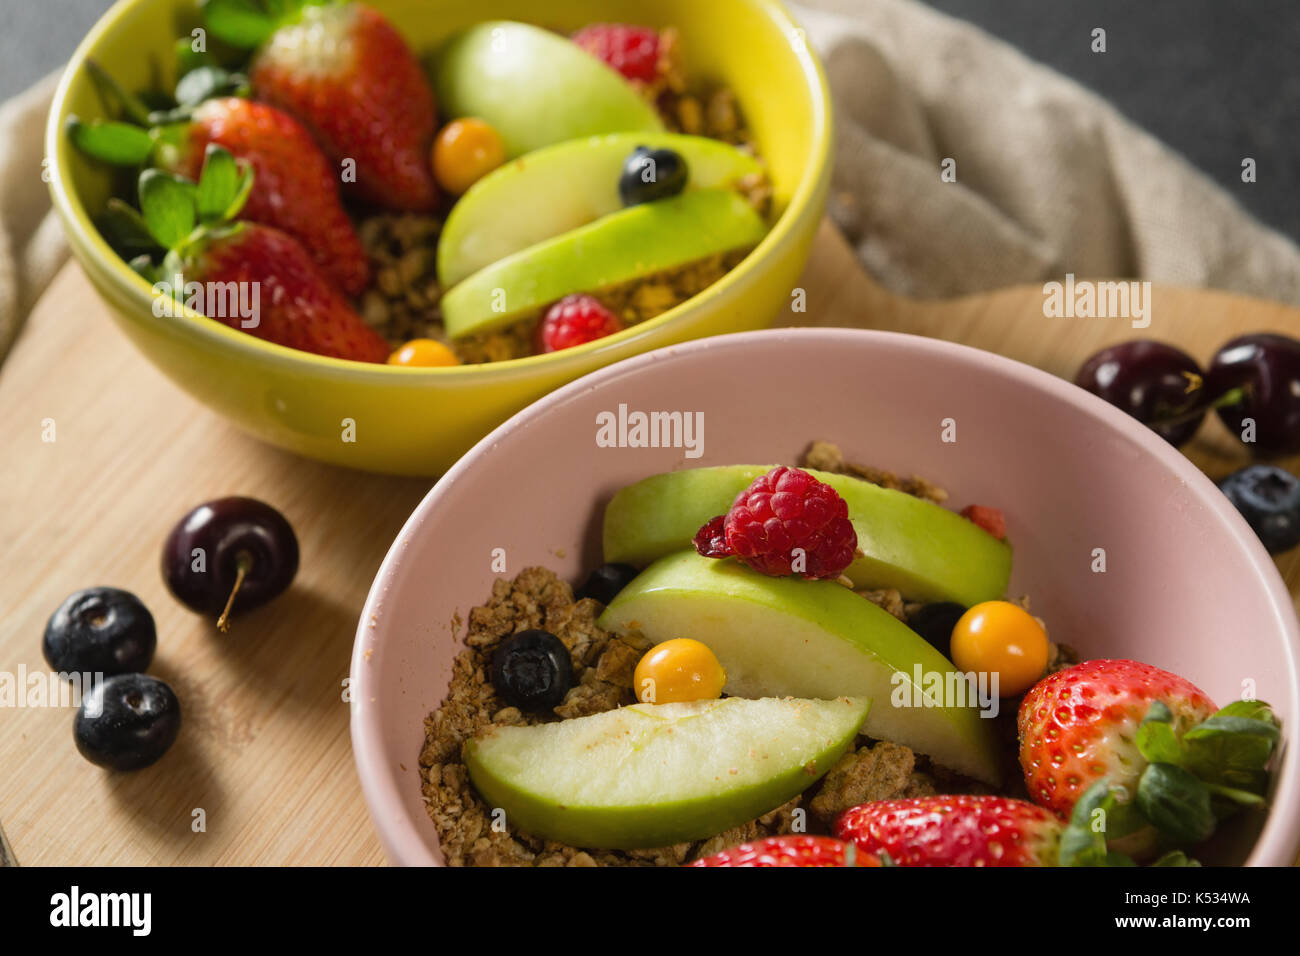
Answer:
[418, 447, 1059, 865]
[418, 565, 967, 866]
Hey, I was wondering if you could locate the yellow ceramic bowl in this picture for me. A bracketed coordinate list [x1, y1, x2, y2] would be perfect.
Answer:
[47, 0, 832, 475]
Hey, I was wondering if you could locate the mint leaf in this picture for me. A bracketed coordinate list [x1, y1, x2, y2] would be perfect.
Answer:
[196, 145, 240, 222]
[200, 0, 277, 49]
[1136, 763, 1215, 845]
[1145, 700, 1173, 724]
[1137, 721, 1183, 765]
[1136, 701, 1183, 765]
[1214, 699, 1278, 723]
[66, 117, 155, 166]
[138, 170, 197, 249]
[1204, 783, 1267, 809]
[1151, 850, 1201, 867]
[1183, 713, 1280, 787]
[1058, 779, 1114, 867]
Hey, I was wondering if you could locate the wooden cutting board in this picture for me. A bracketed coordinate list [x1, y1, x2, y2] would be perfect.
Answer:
[1, 221, 1297, 866]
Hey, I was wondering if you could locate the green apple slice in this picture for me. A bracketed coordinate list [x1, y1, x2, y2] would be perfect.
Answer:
[603, 464, 1012, 606]
[438, 133, 765, 286]
[597, 551, 1002, 784]
[465, 696, 868, 849]
[441, 188, 766, 339]
[433, 21, 663, 160]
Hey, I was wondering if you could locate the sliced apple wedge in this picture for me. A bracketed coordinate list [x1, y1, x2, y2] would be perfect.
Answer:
[433, 21, 663, 159]
[438, 133, 765, 286]
[597, 551, 1002, 784]
[441, 189, 766, 339]
[602, 464, 1011, 606]
[465, 696, 869, 849]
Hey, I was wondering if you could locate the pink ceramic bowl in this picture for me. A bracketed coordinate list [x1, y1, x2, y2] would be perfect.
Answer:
[350, 328, 1300, 866]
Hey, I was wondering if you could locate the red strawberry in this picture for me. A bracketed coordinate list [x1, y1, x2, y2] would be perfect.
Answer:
[69, 70, 370, 296]
[137, 148, 388, 363]
[688, 835, 879, 867]
[189, 223, 389, 362]
[1018, 659, 1217, 819]
[242, 2, 438, 212]
[960, 504, 1006, 540]
[836, 795, 1063, 867]
[170, 98, 370, 295]
[572, 24, 662, 84]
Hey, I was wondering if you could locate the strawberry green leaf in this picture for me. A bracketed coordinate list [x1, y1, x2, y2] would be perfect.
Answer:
[66, 117, 155, 166]
[175, 65, 249, 107]
[85, 60, 154, 126]
[225, 162, 256, 220]
[128, 254, 160, 284]
[1136, 763, 1215, 845]
[196, 145, 240, 221]
[96, 198, 163, 259]
[138, 170, 198, 249]
[176, 37, 216, 75]
[200, 0, 277, 49]
[1150, 850, 1201, 867]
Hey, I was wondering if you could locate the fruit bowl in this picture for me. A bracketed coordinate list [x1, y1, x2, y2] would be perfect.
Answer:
[45, 0, 831, 475]
[351, 328, 1300, 866]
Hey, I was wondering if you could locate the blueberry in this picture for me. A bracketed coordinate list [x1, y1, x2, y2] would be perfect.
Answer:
[75, 673, 181, 771]
[576, 563, 640, 605]
[1218, 465, 1300, 555]
[618, 146, 688, 206]
[43, 587, 156, 677]
[491, 629, 574, 712]
[908, 602, 968, 656]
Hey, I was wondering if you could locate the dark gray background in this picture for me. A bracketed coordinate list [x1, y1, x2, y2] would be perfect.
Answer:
[4, 0, 1297, 238]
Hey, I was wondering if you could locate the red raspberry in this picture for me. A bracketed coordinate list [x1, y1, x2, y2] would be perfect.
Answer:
[692, 515, 728, 558]
[534, 294, 623, 354]
[694, 466, 858, 580]
[572, 24, 662, 84]
[960, 504, 1007, 540]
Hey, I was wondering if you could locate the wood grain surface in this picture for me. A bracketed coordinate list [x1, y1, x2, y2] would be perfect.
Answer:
[1, 221, 1296, 865]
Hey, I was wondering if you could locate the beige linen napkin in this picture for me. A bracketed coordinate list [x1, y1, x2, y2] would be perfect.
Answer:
[4, 0, 1300, 362]
[0, 72, 67, 359]
[793, 0, 1300, 300]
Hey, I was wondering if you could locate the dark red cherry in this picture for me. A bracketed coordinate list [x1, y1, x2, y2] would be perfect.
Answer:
[162, 497, 298, 630]
[1205, 333, 1300, 456]
[1074, 340, 1206, 447]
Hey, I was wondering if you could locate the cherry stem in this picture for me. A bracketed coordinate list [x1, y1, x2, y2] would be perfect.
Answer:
[216, 551, 253, 633]
[1151, 385, 1248, 429]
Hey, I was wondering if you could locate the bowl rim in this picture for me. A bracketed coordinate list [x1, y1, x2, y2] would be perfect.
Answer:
[44, 0, 833, 383]
[351, 326, 1300, 867]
